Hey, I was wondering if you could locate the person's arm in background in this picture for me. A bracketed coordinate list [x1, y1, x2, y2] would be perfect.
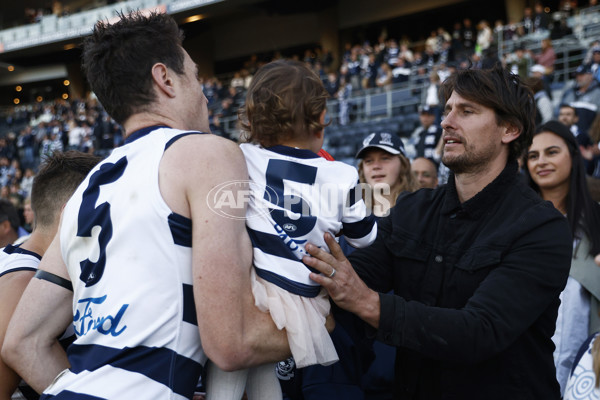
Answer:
[0, 269, 35, 400]
[1, 236, 72, 393]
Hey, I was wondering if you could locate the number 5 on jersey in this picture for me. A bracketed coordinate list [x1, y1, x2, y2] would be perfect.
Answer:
[77, 157, 128, 287]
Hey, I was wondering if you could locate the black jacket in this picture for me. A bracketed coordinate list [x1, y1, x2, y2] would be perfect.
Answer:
[349, 162, 572, 399]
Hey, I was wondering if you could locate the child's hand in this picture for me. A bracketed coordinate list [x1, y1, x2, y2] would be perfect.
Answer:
[595, 253, 600, 267]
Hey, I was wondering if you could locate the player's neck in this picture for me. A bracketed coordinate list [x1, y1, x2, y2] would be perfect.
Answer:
[19, 227, 54, 257]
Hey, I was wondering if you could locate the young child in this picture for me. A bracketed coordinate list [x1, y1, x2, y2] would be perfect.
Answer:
[206, 60, 377, 399]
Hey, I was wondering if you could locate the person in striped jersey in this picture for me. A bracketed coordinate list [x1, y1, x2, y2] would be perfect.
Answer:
[2, 12, 290, 400]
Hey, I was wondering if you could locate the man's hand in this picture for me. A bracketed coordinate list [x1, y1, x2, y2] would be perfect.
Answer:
[304, 233, 381, 329]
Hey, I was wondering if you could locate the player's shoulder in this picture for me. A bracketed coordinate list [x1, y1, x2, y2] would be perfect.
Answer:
[166, 132, 243, 162]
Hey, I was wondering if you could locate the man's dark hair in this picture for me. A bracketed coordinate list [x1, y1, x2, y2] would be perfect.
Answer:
[440, 64, 535, 162]
[0, 199, 20, 233]
[82, 11, 185, 125]
[31, 151, 102, 228]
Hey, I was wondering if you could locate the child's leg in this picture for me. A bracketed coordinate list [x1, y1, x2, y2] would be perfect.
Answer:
[206, 360, 249, 400]
[245, 363, 281, 400]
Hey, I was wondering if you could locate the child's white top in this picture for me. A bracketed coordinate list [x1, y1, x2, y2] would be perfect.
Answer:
[240, 143, 377, 297]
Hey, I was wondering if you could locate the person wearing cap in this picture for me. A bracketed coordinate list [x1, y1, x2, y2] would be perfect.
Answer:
[590, 46, 600, 82]
[560, 62, 600, 134]
[404, 105, 443, 162]
[304, 64, 572, 399]
[356, 132, 417, 217]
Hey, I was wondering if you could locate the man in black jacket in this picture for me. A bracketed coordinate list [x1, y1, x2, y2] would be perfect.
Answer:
[305, 65, 572, 399]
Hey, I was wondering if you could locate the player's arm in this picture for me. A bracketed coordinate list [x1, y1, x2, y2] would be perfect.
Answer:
[2, 234, 72, 393]
[0, 269, 35, 400]
[163, 135, 290, 371]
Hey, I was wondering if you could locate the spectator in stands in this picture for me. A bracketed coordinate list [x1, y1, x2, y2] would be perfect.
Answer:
[19, 168, 34, 199]
[589, 46, 600, 82]
[583, 113, 600, 177]
[411, 157, 438, 189]
[398, 43, 414, 63]
[404, 105, 442, 161]
[550, 14, 573, 39]
[476, 20, 493, 54]
[526, 76, 553, 125]
[461, 18, 476, 57]
[560, 63, 600, 133]
[522, 6, 534, 35]
[523, 120, 600, 396]
[529, 38, 556, 86]
[558, 104, 593, 147]
[505, 46, 530, 78]
[324, 72, 339, 97]
[533, 2, 550, 33]
[230, 71, 244, 90]
[391, 57, 411, 85]
[0, 199, 27, 247]
[22, 197, 33, 233]
[425, 71, 442, 123]
[357, 132, 417, 216]
[530, 63, 554, 99]
[361, 53, 378, 89]
[375, 63, 393, 90]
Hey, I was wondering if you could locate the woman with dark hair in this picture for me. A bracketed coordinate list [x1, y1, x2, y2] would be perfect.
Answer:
[524, 120, 600, 396]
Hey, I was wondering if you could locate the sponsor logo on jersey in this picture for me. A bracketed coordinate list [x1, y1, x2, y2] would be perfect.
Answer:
[73, 295, 129, 337]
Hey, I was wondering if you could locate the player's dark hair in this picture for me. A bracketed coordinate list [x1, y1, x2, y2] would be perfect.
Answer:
[239, 59, 329, 147]
[440, 64, 535, 162]
[32, 151, 102, 229]
[82, 11, 185, 125]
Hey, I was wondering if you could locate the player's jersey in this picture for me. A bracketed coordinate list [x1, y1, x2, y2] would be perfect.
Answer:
[0, 244, 40, 277]
[45, 127, 207, 400]
[240, 143, 377, 298]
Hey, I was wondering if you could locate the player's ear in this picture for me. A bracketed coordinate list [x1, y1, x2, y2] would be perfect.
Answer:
[151, 63, 176, 98]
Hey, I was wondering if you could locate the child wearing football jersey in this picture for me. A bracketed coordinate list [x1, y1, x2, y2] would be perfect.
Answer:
[205, 60, 377, 399]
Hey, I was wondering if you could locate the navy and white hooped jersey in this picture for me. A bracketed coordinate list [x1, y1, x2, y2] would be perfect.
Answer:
[47, 127, 206, 400]
[0, 244, 40, 278]
[240, 143, 377, 297]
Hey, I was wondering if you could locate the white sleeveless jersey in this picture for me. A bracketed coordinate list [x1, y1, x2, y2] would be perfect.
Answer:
[240, 143, 377, 297]
[47, 127, 207, 400]
[0, 244, 40, 277]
